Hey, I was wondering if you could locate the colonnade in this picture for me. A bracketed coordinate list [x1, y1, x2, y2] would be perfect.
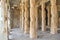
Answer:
[20, 0, 58, 38]
[0, 0, 58, 39]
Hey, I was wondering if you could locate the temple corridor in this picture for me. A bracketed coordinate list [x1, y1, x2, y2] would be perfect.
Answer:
[0, 0, 60, 40]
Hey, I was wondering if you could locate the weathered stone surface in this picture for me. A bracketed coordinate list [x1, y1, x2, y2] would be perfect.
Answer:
[50, 0, 58, 34]
[0, 0, 8, 40]
[21, 0, 24, 30]
[41, 2, 46, 31]
[47, 5, 51, 27]
[30, 0, 38, 38]
[24, 0, 30, 34]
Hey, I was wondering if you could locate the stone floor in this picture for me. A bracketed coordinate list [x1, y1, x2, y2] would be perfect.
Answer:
[0, 27, 8, 40]
[0, 33, 7, 40]
[9, 28, 60, 40]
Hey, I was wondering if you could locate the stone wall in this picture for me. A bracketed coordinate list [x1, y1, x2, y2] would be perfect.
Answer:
[13, 8, 20, 28]
[10, 8, 20, 28]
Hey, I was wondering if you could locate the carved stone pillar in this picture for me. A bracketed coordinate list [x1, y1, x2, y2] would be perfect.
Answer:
[41, 2, 46, 31]
[0, 0, 8, 40]
[20, 3, 22, 29]
[30, 0, 38, 38]
[24, 0, 30, 34]
[50, 0, 58, 34]
[47, 5, 51, 27]
[21, 0, 24, 30]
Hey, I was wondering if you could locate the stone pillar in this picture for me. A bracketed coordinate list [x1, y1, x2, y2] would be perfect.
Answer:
[41, 2, 46, 31]
[50, 0, 58, 34]
[21, 0, 24, 30]
[20, 3, 22, 29]
[7, 0, 10, 38]
[0, 0, 4, 34]
[7, 0, 11, 34]
[20, 10, 22, 29]
[30, 0, 38, 38]
[24, 0, 30, 34]
[0, 0, 8, 40]
[47, 6, 51, 27]
[4, 1, 8, 40]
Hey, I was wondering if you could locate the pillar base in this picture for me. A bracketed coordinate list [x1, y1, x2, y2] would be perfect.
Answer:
[30, 35, 37, 39]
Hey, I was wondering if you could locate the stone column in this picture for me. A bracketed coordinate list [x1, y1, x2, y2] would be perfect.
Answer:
[7, 0, 11, 34]
[0, 0, 8, 40]
[6, 0, 10, 38]
[30, 0, 38, 38]
[4, 1, 8, 40]
[20, 3, 22, 29]
[20, 0, 25, 30]
[21, 0, 24, 30]
[24, 0, 30, 34]
[47, 6, 51, 27]
[50, 0, 58, 34]
[0, 0, 4, 34]
[41, 2, 46, 31]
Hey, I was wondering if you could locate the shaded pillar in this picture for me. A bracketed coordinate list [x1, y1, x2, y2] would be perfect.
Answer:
[20, 3, 22, 29]
[24, 0, 30, 34]
[21, 0, 24, 30]
[30, 0, 38, 38]
[50, 0, 58, 34]
[47, 6, 51, 27]
[41, 2, 46, 31]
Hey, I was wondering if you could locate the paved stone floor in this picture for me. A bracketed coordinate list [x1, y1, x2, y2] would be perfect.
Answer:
[9, 28, 60, 40]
